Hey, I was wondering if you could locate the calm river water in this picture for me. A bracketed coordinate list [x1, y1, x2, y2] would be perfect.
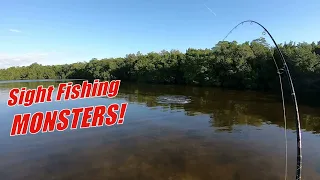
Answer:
[0, 80, 319, 180]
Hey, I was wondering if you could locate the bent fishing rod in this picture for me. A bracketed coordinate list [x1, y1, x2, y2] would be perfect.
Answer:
[223, 20, 302, 180]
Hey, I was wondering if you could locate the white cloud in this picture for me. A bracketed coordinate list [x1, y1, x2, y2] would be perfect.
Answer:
[0, 50, 97, 69]
[9, 29, 21, 33]
[204, 4, 217, 16]
[0, 53, 49, 69]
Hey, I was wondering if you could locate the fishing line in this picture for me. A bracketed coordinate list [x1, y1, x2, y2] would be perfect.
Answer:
[271, 50, 288, 180]
[222, 20, 302, 180]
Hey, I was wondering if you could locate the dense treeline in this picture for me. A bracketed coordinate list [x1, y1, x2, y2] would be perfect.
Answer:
[1, 38, 320, 92]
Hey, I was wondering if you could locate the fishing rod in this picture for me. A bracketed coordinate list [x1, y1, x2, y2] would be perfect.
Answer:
[222, 20, 302, 180]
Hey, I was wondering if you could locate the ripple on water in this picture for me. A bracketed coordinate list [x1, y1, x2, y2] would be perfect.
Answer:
[156, 95, 192, 104]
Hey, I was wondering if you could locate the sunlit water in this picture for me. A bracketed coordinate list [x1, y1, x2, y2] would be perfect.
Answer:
[0, 80, 319, 180]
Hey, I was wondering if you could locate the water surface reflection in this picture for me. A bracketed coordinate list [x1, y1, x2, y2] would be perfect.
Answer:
[0, 81, 319, 180]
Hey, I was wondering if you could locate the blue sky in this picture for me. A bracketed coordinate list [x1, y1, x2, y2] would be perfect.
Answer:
[0, 0, 319, 68]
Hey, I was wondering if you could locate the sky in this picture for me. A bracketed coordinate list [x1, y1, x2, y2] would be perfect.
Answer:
[0, 0, 319, 68]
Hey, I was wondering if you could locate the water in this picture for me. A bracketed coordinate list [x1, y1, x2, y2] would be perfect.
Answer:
[0, 80, 319, 180]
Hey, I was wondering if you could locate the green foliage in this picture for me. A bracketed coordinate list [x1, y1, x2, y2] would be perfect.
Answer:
[1, 39, 320, 92]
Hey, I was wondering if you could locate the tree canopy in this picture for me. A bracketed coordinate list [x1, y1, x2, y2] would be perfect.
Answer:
[1, 38, 320, 93]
